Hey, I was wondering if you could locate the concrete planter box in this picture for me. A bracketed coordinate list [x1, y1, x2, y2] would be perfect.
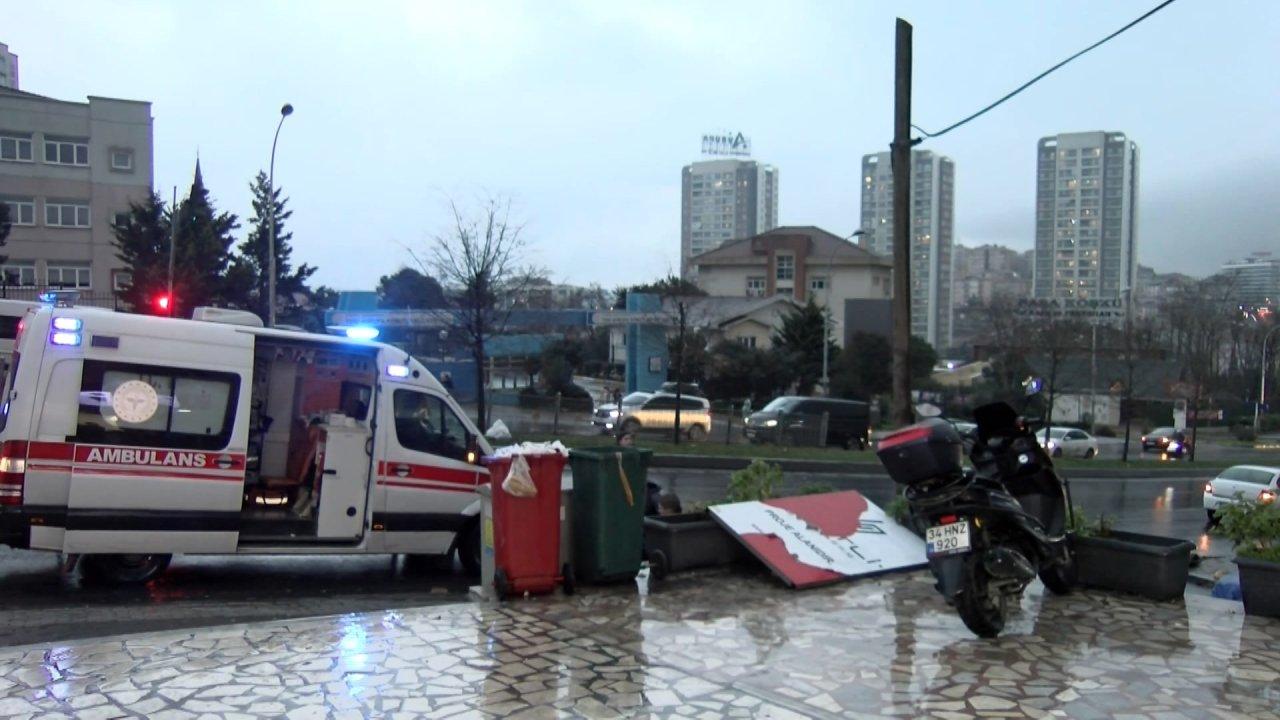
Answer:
[1073, 531, 1194, 601]
[643, 512, 746, 579]
[1236, 556, 1280, 618]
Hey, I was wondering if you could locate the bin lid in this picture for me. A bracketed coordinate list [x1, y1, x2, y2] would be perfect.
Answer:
[568, 447, 653, 460]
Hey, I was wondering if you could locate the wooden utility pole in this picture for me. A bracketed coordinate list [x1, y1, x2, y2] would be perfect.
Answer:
[890, 18, 914, 426]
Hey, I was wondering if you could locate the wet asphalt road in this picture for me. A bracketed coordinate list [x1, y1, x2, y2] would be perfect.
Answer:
[0, 466, 1227, 648]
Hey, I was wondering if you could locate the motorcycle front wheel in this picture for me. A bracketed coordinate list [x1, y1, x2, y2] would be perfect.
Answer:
[955, 554, 1006, 638]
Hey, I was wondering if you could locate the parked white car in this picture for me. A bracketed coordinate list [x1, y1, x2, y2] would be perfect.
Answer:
[1204, 465, 1280, 521]
[1036, 427, 1100, 459]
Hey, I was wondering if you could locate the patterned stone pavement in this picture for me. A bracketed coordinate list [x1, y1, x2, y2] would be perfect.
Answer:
[0, 568, 1276, 719]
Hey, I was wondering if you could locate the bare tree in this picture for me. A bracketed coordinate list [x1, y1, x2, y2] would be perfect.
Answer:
[1163, 277, 1237, 461]
[422, 196, 526, 430]
[1031, 314, 1088, 445]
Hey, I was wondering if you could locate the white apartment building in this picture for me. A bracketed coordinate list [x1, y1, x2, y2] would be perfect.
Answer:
[680, 158, 778, 278]
[0, 86, 154, 300]
[1032, 131, 1139, 303]
[859, 150, 955, 348]
[689, 226, 892, 348]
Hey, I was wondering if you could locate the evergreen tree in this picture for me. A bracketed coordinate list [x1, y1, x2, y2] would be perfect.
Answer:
[376, 267, 446, 309]
[171, 160, 240, 315]
[112, 192, 171, 312]
[230, 171, 316, 322]
[771, 298, 835, 394]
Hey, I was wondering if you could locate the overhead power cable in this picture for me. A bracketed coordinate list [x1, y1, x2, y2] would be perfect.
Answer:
[911, 0, 1179, 141]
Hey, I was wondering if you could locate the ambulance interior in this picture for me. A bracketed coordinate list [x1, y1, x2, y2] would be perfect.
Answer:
[240, 339, 377, 540]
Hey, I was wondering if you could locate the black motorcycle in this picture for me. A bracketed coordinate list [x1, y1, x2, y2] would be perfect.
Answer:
[876, 399, 1077, 638]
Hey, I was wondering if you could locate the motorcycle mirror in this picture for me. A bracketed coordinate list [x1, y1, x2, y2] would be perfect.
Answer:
[915, 403, 942, 418]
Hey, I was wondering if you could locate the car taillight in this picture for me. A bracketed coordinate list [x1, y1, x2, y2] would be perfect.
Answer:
[1141, 436, 1147, 443]
[0, 440, 27, 506]
[1259, 489, 1276, 504]
[939, 514, 958, 525]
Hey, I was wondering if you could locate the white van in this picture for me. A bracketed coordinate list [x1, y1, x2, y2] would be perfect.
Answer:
[0, 299, 40, 375]
[0, 302, 492, 583]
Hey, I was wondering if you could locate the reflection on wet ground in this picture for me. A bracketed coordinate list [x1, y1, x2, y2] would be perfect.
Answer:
[0, 567, 1274, 719]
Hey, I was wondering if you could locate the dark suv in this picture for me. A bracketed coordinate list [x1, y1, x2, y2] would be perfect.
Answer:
[744, 396, 870, 449]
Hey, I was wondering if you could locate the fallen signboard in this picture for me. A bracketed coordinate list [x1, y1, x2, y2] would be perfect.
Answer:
[710, 490, 926, 589]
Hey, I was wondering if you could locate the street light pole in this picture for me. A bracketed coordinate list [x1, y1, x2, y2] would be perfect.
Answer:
[267, 103, 293, 328]
[821, 229, 866, 394]
[1256, 324, 1279, 432]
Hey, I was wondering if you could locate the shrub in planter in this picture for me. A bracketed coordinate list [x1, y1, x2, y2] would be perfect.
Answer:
[727, 459, 782, 502]
[1214, 500, 1280, 618]
[1071, 508, 1194, 601]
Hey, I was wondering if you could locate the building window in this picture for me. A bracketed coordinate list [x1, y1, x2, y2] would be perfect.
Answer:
[737, 336, 757, 349]
[112, 270, 133, 292]
[45, 202, 90, 228]
[745, 276, 766, 297]
[110, 149, 134, 171]
[47, 265, 92, 289]
[776, 254, 794, 281]
[44, 139, 90, 166]
[0, 263, 36, 286]
[0, 135, 33, 162]
[777, 287, 793, 297]
[809, 276, 828, 292]
[1, 198, 35, 226]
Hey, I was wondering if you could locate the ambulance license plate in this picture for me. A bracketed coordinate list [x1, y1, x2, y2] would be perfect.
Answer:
[926, 520, 971, 557]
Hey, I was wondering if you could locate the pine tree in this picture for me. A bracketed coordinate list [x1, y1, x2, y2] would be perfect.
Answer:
[230, 171, 316, 323]
[171, 160, 240, 314]
[112, 192, 171, 312]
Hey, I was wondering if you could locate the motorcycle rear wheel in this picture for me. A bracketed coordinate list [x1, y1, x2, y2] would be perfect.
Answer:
[955, 555, 1006, 638]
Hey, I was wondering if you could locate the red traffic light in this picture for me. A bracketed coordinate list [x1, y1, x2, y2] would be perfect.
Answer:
[154, 294, 171, 313]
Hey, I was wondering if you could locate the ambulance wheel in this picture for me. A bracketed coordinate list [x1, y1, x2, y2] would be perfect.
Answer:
[494, 568, 511, 599]
[81, 553, 171, 585]
[457, 522, 481, 576]
[561, 563, 576, 596]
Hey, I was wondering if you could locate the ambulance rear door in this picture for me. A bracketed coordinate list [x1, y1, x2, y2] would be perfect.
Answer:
[56, 323, 252, 554]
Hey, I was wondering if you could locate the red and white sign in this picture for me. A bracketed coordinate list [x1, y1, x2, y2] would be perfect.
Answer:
[711, 490, 926, 589]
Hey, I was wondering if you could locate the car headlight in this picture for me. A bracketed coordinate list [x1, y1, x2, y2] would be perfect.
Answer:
[608, 410, 619, 418]
[1046, 440, 1057, 449]
[765, 419, 778, 427]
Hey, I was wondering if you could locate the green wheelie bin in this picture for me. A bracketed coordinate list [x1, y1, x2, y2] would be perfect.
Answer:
[568, 447, 652, 583]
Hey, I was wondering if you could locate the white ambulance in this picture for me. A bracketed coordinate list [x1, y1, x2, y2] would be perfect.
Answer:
[0, 301, 492, 583]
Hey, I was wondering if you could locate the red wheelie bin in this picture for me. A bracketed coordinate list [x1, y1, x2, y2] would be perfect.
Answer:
[484, 452, 574, 598]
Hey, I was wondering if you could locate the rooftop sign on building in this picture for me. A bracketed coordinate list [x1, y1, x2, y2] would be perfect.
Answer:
[701, 131, 751, 157]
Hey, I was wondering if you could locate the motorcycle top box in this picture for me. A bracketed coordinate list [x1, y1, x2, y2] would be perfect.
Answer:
[876, 418, 964, 485]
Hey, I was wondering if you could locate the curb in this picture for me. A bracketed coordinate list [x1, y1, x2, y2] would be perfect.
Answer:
[650, 453, 1220, 478]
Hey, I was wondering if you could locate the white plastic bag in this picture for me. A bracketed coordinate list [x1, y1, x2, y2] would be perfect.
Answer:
[501, 454, 537, 498]
[485, 419, 512, 441]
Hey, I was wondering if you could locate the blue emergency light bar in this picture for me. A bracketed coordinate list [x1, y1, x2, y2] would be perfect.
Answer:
[345, 325, 379, 341]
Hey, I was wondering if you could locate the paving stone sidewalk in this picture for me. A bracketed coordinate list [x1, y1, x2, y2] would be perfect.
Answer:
[0, 569, 1275, 719]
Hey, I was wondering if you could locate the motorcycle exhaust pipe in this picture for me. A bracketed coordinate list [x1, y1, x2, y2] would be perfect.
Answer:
[983, 546, 1036, 582]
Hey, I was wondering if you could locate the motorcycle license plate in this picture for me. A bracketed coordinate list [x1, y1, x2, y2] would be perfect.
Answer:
[926, 520, 971, 557]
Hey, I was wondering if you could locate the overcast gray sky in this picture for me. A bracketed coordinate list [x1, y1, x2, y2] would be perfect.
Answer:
[9, 1, 1279, 290]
